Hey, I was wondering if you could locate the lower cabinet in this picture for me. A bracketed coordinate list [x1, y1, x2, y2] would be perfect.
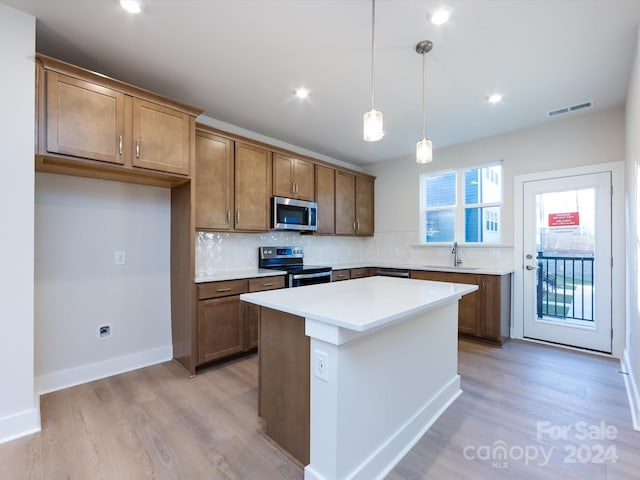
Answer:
[410, 270, 511, 344]
[197, 275, 285, 366]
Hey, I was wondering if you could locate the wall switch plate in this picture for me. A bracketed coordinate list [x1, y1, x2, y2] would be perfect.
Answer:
[114, 251, 126, 265]
[314, 349, 329, 382]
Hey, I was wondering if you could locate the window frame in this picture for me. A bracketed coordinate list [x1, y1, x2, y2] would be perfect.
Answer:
[419, 161, 504, 245]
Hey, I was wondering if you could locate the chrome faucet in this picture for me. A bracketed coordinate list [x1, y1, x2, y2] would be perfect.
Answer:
[451, 241, 462, 267]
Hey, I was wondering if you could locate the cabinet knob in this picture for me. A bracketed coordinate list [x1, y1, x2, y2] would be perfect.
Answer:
[216, 287, 232, 292]
[118, 135, 123, 155]
[135, 139, 140, 158]
[236, 210, 240, 223]
[227, 210, 231, 224]
[263, 282, 273, 287]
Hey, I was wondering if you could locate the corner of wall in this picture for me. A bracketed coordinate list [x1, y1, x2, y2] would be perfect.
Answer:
[621, 350, 640, 431]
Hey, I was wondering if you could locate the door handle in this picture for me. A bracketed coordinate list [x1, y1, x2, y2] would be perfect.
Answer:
[525, 265, 537, 270]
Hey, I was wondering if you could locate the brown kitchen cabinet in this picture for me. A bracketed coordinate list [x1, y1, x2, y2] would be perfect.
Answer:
[410, 270, 511, 344]
[273, 153, 315, 201]
[314, 164, 335, 235]
[245, 276, 286, 349]
[335, 171, 374, 236]
[332, 269, 350, 282]
[197, 275, 285, 366]
[234, 142, 272, 231]
[195, 130, 234, 230]
[38, 55, 198, 181]
[350, 267, 372, 279]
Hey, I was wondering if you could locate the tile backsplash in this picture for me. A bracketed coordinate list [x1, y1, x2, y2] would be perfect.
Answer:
[195, 231, 366, 277]
[195, 230, 514, 278]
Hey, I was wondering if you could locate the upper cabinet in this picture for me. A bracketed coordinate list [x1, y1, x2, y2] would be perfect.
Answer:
[131, 98, 191, 175]
[273, 153, 314, 201]
[335, 171, 374, 236]
[195, 130, 234, 230]
[234, 142, 272, 231]
[45, 72, 126, 165]
[314, 164, 335, 235]
[36, 54, 202, 186]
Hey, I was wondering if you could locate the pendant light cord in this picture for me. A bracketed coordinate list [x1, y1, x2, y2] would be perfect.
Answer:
[422, 50, 427, 138]
[371, 0, 376, 109]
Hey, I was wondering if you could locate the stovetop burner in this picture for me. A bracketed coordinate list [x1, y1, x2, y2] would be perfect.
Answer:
[258, 246, 332, 276]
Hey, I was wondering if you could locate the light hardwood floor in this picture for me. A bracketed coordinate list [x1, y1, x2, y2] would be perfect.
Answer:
[1, 339, 638, 479]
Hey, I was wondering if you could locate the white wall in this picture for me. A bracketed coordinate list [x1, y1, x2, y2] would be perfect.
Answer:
[34, 173, 173, 393]
[0, 5, 38, 443]
[364, 106, 625, 268]
[623, 26, 640, 430]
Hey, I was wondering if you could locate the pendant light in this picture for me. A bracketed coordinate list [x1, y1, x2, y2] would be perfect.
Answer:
[416, 40, 433, 163]
[363, 0, 383, 141]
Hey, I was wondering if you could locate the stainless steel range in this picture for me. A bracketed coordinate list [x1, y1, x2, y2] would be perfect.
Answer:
[258, 246, 332, 288]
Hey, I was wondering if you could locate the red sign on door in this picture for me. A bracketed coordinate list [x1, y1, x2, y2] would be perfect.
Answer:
[549, 212, 580, 227]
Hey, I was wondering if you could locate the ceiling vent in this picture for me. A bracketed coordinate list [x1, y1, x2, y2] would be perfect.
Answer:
[547, 100, 593, 118]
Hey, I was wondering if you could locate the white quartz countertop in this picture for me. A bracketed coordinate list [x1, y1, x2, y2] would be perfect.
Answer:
[331, 262, 513, 275]
[240, 276, 478, 332]
[195, 268, 286, 283]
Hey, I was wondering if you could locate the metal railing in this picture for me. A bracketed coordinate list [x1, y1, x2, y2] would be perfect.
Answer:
[536, 252, 594, 321]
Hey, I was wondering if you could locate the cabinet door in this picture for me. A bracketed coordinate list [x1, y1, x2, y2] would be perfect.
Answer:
[195, 131, 233, 230]
[315, 165, 335, 234]
[131, 98, 191, 175]
[243, 302, 260, 350]
[273, 154, 315, 201]
[479, 274, 511, 342]
[293, 158, 315, 201]
[335, 171, 356, 235]
[355, 175, 374, 236]
[350, 268, 371, 279]
[234, 142, 272, 231]
[46, 71, 125, 164]
[273, 153, 295, 198]
[410, 270, 480, 336]
[198, 295, 245, 364]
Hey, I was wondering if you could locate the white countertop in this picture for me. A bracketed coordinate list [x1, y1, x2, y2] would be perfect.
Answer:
[331, 262, 513, 275]
[240, 276, 478, 332]
[195, 268, 286, 283]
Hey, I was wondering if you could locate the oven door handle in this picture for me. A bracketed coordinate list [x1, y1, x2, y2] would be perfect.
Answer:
[291, 272, 331, 280]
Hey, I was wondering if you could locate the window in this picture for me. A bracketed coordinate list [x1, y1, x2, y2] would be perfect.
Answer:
[420, 162, 502, 244]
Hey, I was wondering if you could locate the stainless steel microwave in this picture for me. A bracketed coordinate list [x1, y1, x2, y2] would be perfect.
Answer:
[271, 196, 318, 231]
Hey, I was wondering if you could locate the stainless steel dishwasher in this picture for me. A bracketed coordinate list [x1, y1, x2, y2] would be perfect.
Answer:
[374, 267, 410, 278]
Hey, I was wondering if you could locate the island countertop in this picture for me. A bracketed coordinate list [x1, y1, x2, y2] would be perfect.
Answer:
[240, 275, 478, 333]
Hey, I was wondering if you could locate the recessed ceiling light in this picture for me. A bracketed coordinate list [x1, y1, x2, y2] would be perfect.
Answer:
[294, 87, 309, 99]
[430, 8, 451, 25]
[120, 0, 142, 14]
[487, 93, 503, 104]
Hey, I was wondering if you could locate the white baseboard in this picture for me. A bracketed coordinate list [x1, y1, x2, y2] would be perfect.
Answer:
[0, 394, 41, 445]
[36, 345, 173, 395]
[621, 349, 640, 431]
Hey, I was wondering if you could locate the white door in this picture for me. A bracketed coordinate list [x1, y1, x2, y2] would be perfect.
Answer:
[522, 172, 612, 353]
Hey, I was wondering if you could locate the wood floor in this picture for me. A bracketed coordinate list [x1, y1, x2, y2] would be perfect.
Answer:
[1, 339, 638, 479]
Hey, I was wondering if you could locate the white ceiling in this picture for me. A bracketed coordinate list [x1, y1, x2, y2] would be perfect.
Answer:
[3, 0, 640, 166]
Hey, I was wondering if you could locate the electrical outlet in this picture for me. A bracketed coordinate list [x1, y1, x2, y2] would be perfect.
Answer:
[114, 251, 126, 265]
[314, 349, 329, 382]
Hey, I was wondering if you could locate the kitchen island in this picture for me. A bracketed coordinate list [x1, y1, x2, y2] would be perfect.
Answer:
[240, 276, 477, 480]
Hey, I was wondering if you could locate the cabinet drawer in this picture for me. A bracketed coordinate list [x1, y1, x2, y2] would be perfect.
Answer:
[249, 276, 285, 292]
[332, 269, 350, 282]
[198, 279, 248, 300]
[350, 268, 370, 279]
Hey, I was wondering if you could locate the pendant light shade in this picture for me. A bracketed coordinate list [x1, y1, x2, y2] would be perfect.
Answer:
[364, 109, 383, 142]
[416, 138, 432, 164]
[364, 0, 383, 142]
[416, 40, 433, 163]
